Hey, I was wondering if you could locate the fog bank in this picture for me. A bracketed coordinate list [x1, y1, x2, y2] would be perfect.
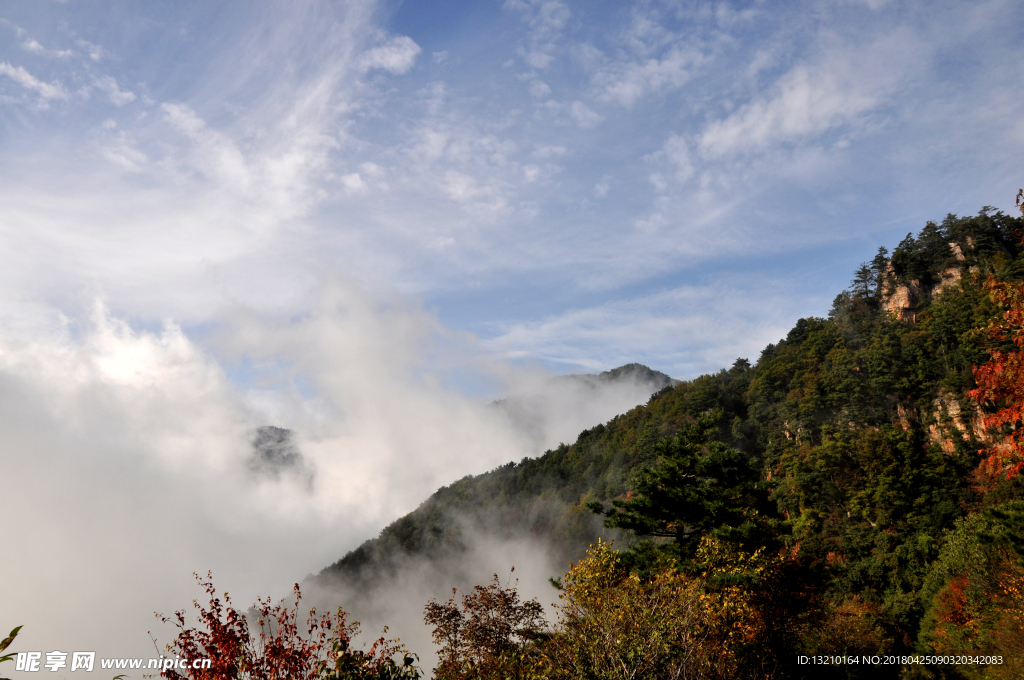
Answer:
[1, 289, 670, 665]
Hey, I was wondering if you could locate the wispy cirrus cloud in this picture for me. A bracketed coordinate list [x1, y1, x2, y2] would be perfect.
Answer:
[698, 30, 923, 159]
[484, 275, 817, 376]
[0, 61, 68, 102]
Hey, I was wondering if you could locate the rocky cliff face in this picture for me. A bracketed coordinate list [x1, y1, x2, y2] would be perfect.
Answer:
[880, 258, 921, 323]
[882, 278, 921, 323]
[880, 240, 979, 322]
[927, 390, 977, 454]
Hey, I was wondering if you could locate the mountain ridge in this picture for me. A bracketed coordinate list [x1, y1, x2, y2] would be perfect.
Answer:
[310, 206, 1024, 674]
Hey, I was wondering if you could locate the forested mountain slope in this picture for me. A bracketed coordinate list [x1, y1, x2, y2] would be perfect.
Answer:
[314, 207, 1024, 677]
[316, 363, 693, 588]
[315, 359, 744, 585]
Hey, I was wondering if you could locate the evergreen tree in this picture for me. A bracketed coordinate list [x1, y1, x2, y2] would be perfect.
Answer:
[588, 413, 775, 563]
[871, 246, 889, 297]
[850, 263, 874, 297]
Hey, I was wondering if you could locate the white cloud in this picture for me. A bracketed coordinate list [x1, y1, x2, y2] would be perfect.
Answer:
[713, 2, 757, 30]
[594, 43, 705, 107]
[505, 0, 570, 70]
[341, 172, 366, 192]
[21, 38, 45, 53]
[570, 100, 602, 128]
[93, 74, 136, 106]
[698, 32, 919, 158]
[441, 170, 505, 213]
[161, 102, 252, 190]
[649, 133, 694, 184]
[486, 281, 809, 377]
[161, 101, 206, 136]
[76, 37, 105, 61]
[359, 161, 383, 177]
[843, 0, 895, 9]
[531, 144, 566, 159]
[504, 0, 570, 38]
[102, 144, 148, 171]
[522, 48, 555, 70]
[99, 121, 148, 171]
[0, 61, 69, 101]
[359, 35, 421, 75]
[528, 79, 551, 98]
[1, 292, 596, 658]
[746, 48, 777, 79]
[76, 38, 104, 61]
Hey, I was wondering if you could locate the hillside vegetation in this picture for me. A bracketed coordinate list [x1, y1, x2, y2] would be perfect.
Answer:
[307, 207, 1024, 679]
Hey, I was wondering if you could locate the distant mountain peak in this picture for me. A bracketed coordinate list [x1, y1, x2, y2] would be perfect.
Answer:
[577, 363, 679, 388]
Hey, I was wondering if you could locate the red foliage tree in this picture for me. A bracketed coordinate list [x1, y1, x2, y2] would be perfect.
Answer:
[154, 573, 418, 680]
[967, 279, 1024, 479]
[967, 189, 1024, 480]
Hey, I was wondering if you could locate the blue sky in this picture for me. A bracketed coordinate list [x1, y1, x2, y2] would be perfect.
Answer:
[3, 0, 1024, 662]
[3, 0, 1022, 380]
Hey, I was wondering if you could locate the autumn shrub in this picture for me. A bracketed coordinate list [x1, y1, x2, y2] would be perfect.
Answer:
[694, 536, 806, 680]
[916, 514, 1024, 679]
[155, 573, 418, 680]
[537, 537, 794, 680]
[538, 540, 713, 680]
[423, 569, 547, 680]
[798, 596, 887, 661]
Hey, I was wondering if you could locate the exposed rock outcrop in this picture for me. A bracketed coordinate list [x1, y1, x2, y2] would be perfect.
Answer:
[882, 240, 977, 317]
[925, 388, 996, 453]
[931, 267, 963, 298]
[897, 403, 912, 431]
[927, 391, 971, 454]
[882, 276, 920, 323]
[931, 241, 969, 298]
[950, 242, 966, 262]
